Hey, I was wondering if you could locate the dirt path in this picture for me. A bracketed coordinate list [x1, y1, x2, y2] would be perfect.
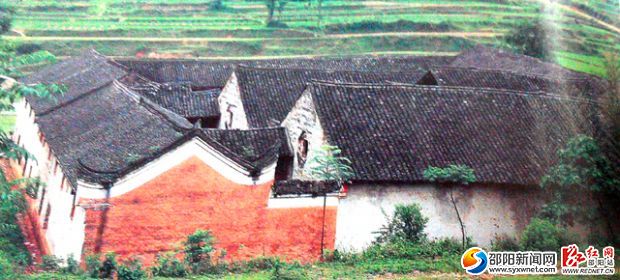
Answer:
[2, 31, 500, 43]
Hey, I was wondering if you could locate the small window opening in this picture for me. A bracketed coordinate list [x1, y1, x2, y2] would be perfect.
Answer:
[297, 132, 309, 168]
[38, 186, 46, 214]
[225, 105, 235, 129]
[43, 204, 51, 229]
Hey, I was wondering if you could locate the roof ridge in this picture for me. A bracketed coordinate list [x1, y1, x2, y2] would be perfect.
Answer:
[114, 81, 193, 130]
[235, 64, 408, 74]
[37, 79, 116, 116]
[437, 65, 593, 82]
[307, 80, 597, 104]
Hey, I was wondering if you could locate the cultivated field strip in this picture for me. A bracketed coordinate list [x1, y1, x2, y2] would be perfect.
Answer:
[5, 0, 619, 76]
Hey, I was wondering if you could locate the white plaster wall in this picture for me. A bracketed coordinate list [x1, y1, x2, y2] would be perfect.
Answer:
[77, 137, 277, 199]
[218, 73, 249, 129]
[11, 99, 90, 262]
[268, 194, 339, 208]
[281, 92, 326, 179]
[335, 184, 540, 252]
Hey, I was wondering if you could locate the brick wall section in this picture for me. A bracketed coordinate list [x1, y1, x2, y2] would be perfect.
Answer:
[82, 156, 336, 264]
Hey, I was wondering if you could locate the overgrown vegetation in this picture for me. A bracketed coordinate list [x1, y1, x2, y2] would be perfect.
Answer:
[423, 164, 476, 249]
[0, 6, 64, 276]
[504, 18, 552, 60]
[540, 135, 619, 243]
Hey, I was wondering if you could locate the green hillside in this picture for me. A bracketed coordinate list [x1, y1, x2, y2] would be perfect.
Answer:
[4, 0, 620, 76]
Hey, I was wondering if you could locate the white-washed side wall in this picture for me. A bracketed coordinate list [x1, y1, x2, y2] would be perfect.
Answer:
[281, 92, 326, 179]
[217, 73, 248, 129]
[11, 99, 85, 262]
[335, 184, 541, 252]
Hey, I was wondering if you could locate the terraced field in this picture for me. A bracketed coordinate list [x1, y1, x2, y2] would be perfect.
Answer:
[4, 0, 620, 76]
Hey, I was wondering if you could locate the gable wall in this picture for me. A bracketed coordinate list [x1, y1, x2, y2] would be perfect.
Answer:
[82, 156, 337, 264]
[336, 183, 543, 252]
[281, 92, 326, 179]
[218, 73, 249, 129]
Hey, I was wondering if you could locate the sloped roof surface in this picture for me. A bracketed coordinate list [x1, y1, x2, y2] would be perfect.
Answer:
[450, 45, 583, 79]
[418, 67, 606, 99]
[307, 82, 597, 186]
[23, 50, 128, 114]
[235, 66, 427, 128]
[201, 127, 292, 172]
[418, 67, 550, 92]
[36, 82, 191, 186]
[115, 55, 453, 89]
[139, 83, 221, 118]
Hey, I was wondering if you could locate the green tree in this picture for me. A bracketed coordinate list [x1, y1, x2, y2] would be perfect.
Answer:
[305, 144, 354, 184]
[305, 144, 353, 258]
[0, 8, 63, 234]
[540, 135, 619, 242]
[423, 164, 476, 249]
[504, 19, 551, 60]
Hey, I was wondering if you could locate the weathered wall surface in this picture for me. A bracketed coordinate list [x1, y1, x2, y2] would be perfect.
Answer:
[82, 156, 336, 264]
[12, 99, 85, 261]
[218, 73, 249, 129]
[335, 184, 541, 251]
[281, 92, 326, 179]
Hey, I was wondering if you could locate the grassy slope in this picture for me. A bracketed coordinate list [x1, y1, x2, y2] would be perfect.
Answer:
[4, 0, 619, 77]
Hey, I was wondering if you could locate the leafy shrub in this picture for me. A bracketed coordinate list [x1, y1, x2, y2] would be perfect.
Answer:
[270, 259, 308, 280]
[85, 254, 102, 278]
[100, 252, 118, 278]
[39, 255, 62, 272]
[85, 252, 117, 278]
[520, 218, 562, 251]
[151, 253, 188, 277]
[491, 235, 521, 251]
[184, 229, 215, 274]
[60, 254, 82, 275]
[363, 238, 462, 260]
[377, 203, 428, 244]
[0, 212, 31, 267]
[117, 258, 146, 280]
[0, 251, 17, 280]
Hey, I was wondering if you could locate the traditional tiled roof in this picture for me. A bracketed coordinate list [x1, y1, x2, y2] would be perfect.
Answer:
[35, 80, 289, 186]
[450, 45, 584, 79]
[305, 82, 597, 186]
[417, 67, 550, 92]
[201, 127, 292, 174]
[115, 55, 453, 89]
[235, 66, 427, 128]
[416, 67, 606, 99]
[36, 81, 192, 186]
[22, 50, 128, 114]
[272, 180, 341, 197]
[137, 82, 220, 119]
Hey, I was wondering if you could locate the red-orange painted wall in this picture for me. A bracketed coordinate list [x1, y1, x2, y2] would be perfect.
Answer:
[82, 156, 336, 264]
